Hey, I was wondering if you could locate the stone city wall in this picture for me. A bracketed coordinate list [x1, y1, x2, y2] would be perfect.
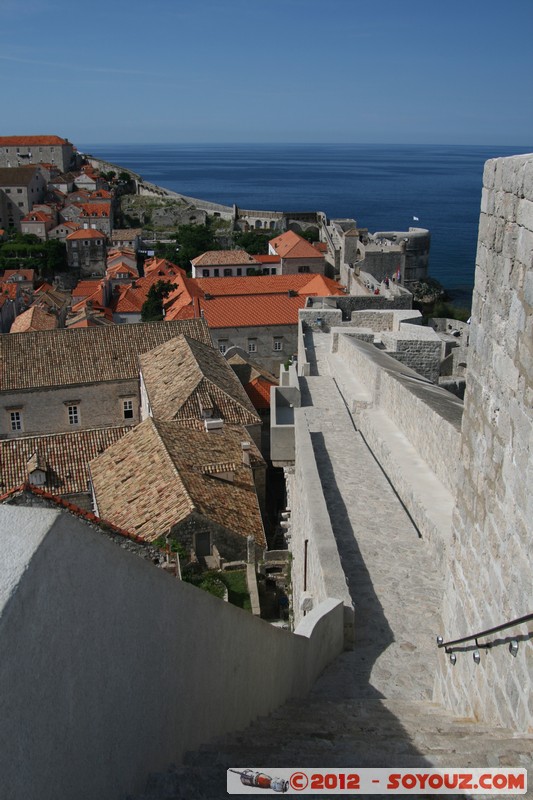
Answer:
[434, 153, 533, 733]
[381, 325, 442, 383]
[0, 506, 344, 800]
[288, 416, 355, 645]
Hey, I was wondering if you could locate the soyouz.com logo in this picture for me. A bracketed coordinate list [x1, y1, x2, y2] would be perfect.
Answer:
[227, 767, 527, 794]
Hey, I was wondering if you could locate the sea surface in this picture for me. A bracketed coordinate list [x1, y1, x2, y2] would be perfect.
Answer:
[80, 143, 532, 307]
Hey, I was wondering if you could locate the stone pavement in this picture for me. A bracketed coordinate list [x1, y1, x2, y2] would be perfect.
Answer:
[130, 329, 532, 800]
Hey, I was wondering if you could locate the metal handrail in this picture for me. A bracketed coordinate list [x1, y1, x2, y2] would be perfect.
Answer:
[437, 612, 533, 651]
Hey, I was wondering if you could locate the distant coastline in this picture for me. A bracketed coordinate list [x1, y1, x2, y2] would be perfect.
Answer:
[81, 143, 533, 308]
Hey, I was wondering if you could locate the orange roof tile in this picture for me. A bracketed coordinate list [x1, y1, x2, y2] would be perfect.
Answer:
[198, 294, 306, 328]
[269, 230, 325, 260]
[0, 135, 70, 146]
[296, 274, 345, 296]
[3, 269, 35, 282]
[143, 257, 185, 277]
[66, 228, 106, 240]
[253, 255, 281, 263]
[244, 376, 275, 410]
[75, 203, 111, 217]
[21, 211, 51, 223]
[194, 274, 332, 296]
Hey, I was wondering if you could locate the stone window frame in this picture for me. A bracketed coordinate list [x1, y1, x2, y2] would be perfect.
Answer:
[247, 339, 257, 354]
[273, 337, 283, 352]
[218, 340, 228, 355]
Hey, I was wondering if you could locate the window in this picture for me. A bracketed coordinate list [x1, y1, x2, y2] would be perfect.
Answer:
[123, 400, 134, 419]
[213, 268, 219, 277]
[218, 340, 228, 354]
[202, 269, 209, 277]
[224, 268, 232, 277]
[18, 202, 24, 208]
[17, 188, 22, 194]
[10, 411, 22, 431]
[248, 339, 257, 354]
[236, 268, 242, 276]
[5, 188, 10, 193]
[68, 405, 79, 425]
[298, 265, 310, 273]
[273, 338, 283, 352]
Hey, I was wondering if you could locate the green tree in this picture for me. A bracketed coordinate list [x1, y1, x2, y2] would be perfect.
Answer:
[233, 231, 272, 254]
[173, 224, 219, 270]
[141, 280, 175, 322]
[299, 228, 320, 243]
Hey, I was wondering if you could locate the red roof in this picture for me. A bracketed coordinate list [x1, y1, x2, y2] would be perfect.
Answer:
[21, 211, 51, 223]
[3, 269, 35, 282]
[66, 228, 105, 240]
[244, 376, 275, 410]
[254, 255, 281, 263]
[269, 230, 325, 260]
[313, 242, 328, 253]
[194, 294, 307, 328]
[192, 250, 259, 267]
[195, 274, 342, 297]
[10, 306, 58, 333]
[75, 203, 111, 217]
[0, 135, 70, 146]
[143, 257, 185, 277]
[0, 283, 19, 300]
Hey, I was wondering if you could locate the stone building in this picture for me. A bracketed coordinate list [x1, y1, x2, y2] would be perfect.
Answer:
[138, 334, 262, 447]
[66, 228, 107, 275]
[0, 319, 212, 438]
[0, 167, 47, 231]
[0, 426, 131, 509]
[89, 418, 266, 562]
[191, 249, 260, 278]
[268, 230, 326, 275]
[0, 135, 75, 172]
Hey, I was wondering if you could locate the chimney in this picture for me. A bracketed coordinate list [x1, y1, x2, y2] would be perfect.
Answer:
[241, 441, 251, 466]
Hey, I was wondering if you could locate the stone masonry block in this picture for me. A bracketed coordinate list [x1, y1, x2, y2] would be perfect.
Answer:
[516, 198, 533, 233]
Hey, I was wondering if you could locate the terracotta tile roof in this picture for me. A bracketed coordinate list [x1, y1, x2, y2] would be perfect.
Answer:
[3, 269, 35, 282]
[0, 135, 70, 146]
[0, 166, 40, 187]
[91, 189, 113, 199]
[75, 203, 111, 217]
[0, 426, 130, 496]
[0, 283, 18, 301]
[66, 228, 106, 240]
[110, 284, 146, 314]
[35, 282, 54, 293]
[139, 335, 260, 426]
[10, 307, 58, 333]
[295, 273, 346, 296]
[245, 376, 275, 410]
[253, 255, 281, 263]
[0, 319, 212, 391]
[269, 230, 326, 259]
[72, 279, 101, 299]
[195, 274, 329, 296]
[21, 211, 51, 223]
[197, 293, 307, 328]
[144, 257, 185, 277]
[192, 250, 259, 267]
[106, 263, 138, 279]
[89, 419, 266, 546]
[313, 241, 328, 253]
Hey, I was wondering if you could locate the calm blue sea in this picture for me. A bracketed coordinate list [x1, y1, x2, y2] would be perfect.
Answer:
[80, 143, 532, 307]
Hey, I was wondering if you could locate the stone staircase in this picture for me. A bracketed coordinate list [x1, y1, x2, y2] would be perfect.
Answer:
[129, 679, 533, 800]
[129, 335, 532, 799]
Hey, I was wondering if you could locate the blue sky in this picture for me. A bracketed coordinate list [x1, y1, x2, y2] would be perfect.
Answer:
[1, 0, 532, 145]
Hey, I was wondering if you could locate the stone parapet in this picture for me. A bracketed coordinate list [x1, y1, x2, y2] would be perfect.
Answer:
[434, 153, 533, 734]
